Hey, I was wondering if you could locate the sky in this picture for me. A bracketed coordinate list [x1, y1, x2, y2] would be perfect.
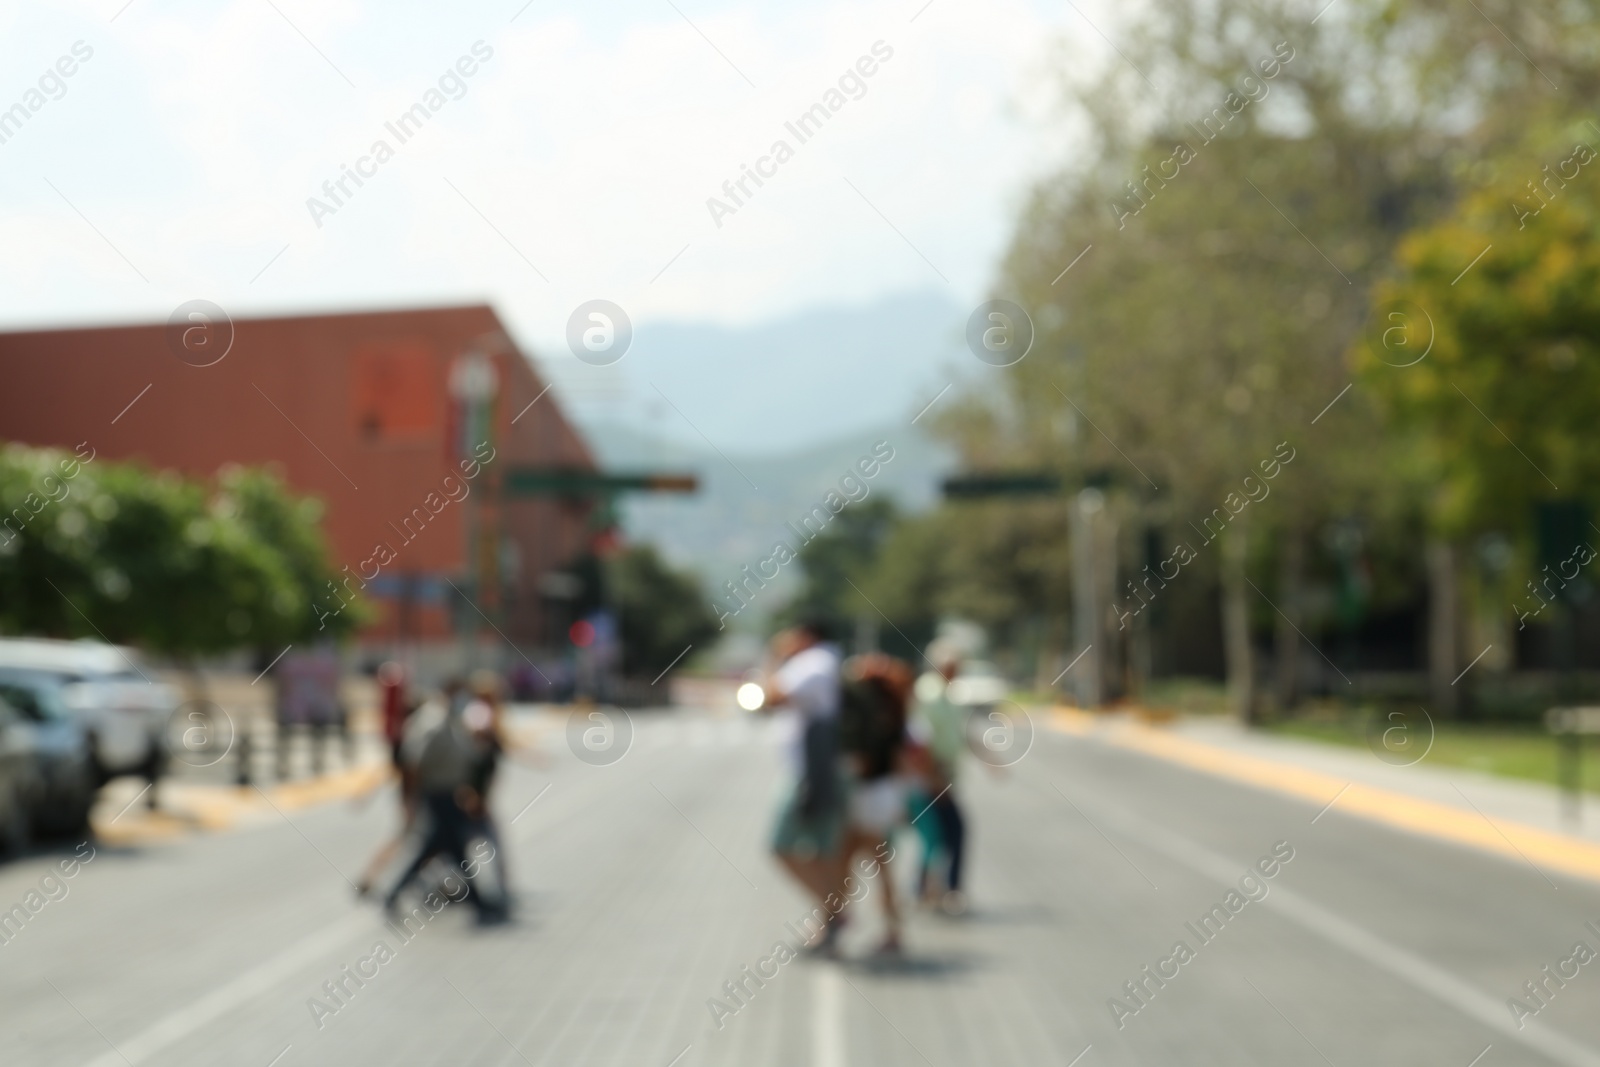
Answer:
[0, 0, 1113, 448]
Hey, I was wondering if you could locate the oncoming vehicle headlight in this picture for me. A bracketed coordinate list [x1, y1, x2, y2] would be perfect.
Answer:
[736, 682, 765, 711]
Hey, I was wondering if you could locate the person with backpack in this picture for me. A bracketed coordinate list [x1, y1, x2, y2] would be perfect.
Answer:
[458, 670, 511, 910]
[837, 652, 915, 956]
[761, 619, 848, 952]
[381, 681, 503, 923]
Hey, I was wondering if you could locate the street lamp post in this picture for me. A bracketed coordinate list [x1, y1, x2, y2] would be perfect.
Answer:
[449, 350, 499, 671]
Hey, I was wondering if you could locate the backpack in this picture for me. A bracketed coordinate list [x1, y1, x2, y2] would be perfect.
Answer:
[838, 676, 904, 781]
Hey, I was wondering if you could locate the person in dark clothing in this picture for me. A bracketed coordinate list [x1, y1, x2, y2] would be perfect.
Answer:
[838, 653, 914, 955]
[459, 670, 511, 911]
[382, 690, 501, 921]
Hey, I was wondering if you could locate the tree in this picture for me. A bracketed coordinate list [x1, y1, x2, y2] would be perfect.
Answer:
[1360, 121, 1600, 530]
[605, 544, 719, 678]
[1356, 114, 1600, 698]
[784, 499, 897, 623]
[951, 0, 1464, 715]
[0, 444, 362, 655]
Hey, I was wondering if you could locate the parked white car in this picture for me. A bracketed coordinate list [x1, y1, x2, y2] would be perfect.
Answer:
[0, 639, 177, 786]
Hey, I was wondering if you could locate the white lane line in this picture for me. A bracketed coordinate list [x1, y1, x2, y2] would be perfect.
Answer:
[1085, 795, 1600, 1067]
[80, 912, 375, 1067]
[813, 965, 846, 1067]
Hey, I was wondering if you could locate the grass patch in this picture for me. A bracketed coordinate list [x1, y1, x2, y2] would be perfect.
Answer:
[1265, 706, 1600, 794]
[1141, 678, 1233, 717]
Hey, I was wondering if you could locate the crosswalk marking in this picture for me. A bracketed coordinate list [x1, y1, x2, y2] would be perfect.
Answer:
[813, 966, 846, 1067]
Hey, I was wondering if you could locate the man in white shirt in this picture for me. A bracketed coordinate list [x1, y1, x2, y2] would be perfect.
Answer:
[762, 620, 847, 949]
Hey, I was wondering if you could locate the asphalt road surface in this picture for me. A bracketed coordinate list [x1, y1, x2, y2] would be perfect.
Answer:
[3, 705, 1599, 1067]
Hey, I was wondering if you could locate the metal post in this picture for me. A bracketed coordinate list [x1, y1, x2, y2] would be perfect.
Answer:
[1548, 706, 1594, 826]
[236, 721, 252, 788]
[1558, 729, 1580, 825]
[1071, 488, 1103, 708]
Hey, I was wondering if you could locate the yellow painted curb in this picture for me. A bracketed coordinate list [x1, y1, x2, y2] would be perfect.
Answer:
[1048, 707, 1600, 886]
[93, 762, 392, 847]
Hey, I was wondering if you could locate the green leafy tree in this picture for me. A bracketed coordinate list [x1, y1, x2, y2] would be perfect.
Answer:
[1356, 115, 1600, 698]
[606, 544, 720, 678]
[783, 498, 900, 635]
[0, 445, 362, 655]
[1358, 120, 1600, 535]
[929, 0, 1555, 714]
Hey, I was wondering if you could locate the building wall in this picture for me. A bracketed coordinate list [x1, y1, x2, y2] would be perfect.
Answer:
[0, 303, 595, 647]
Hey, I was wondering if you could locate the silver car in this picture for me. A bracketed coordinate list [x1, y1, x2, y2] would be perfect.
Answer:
[0, 675, 96, 838]
[0, 639, 176, 790]
[0, 695, 40, 854]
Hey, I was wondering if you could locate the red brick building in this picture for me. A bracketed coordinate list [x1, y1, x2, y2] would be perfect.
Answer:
[0, 303, 597, 648]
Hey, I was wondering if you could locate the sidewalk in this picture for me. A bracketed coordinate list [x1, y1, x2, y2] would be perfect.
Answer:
[1047, 707, 1600, 886]
[90, 757, 391, 847]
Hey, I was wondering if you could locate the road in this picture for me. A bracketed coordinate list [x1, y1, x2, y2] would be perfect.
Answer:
[2, 704, 1599, 1067]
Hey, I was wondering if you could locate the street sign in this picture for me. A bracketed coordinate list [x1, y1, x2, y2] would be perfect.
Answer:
[941, 473, 1061, 498]
[505, 469, 699, 497]
[940, 467, 1124, 499]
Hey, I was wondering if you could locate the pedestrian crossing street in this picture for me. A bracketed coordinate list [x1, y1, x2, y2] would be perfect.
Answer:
[12, 702, 1600, 1066]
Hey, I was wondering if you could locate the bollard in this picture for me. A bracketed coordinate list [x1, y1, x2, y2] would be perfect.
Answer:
[1559, 729, 1582, 825]
[1546, 706, 1600, 826]
[276, 719, 290, 781]
[236, 724, 252, 788]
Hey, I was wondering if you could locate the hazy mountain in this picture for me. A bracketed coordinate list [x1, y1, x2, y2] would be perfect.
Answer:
[578, 419, 959, 598]
[541, 289, 970, 458]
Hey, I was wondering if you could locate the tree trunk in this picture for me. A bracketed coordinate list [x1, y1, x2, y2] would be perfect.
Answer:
[1222, 522, 1256, 723]
[1033, 615, 1061, 697]
[1274, 525, 1305, 714]
[1071, 489, 1104, 708]
[1426, 539, 1459, 716]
